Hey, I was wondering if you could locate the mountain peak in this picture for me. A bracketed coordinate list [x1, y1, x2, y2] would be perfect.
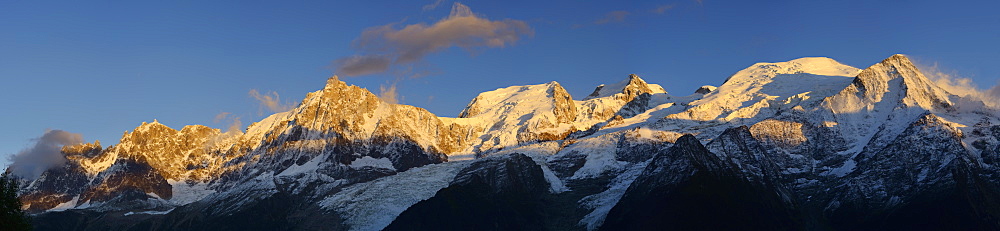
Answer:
[455, 82, 578, 153]
[695, 85, 717, 94]
[723, 57, 859, 85]
[848, 54, 953, 111]
[141, 119, 161, 126]
[545, 81, 563, 88]
[674, 134, 701, 148]
[874, 54, 914, 68]
[584, 74, 664, 101]
[136, 119, 169, 132]
[677, 57, 859, 121]
[860, 54, 924, 82]
[886, 53, 909, 61]
[459, 82, 574, 119]
[324, 75, 347, 90]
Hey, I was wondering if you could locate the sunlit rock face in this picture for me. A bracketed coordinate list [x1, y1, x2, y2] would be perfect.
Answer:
[77, 158, 173, 209]
[750, 119, 807, 149]
[113, 122, 223, 181]
[19, 76, 458, 213]
[18, 55, 1000, 231]
[576, 74, 667, 130]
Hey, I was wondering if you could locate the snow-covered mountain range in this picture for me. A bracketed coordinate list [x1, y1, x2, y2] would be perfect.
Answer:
[15, 54, 1000, 230]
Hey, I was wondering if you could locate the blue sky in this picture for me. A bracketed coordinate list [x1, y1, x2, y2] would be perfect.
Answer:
[2, 0, 998, 168]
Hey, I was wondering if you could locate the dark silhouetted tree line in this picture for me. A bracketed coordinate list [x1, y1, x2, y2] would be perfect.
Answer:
[1, 172, 31, 231]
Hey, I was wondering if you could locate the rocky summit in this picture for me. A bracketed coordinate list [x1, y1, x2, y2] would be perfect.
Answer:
[14, 55, 1000, 230]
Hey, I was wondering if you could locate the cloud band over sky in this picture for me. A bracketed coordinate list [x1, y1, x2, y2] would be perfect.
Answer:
[333, 2, 533, 77]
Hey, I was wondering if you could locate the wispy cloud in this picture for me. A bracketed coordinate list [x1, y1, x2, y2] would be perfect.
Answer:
[213, 112, 231, 123]
[572, 1, 702, 29]
[918, 62, 1000, 110]
[224, 117, 243, 134]
[205, 112, 243, 149]
[379, 82, 401, 104]
[422, 0, 445, 11]
[334, 55, 392, 77]
[333, 2, 533, 77]
[212, 112, 243, 133]
[7, 130, 83, 180]
[652, 4, 675, 14]
[595, 11, 630, 24]
[248, 89, 294, 115]
[988, 83, 1000, 99]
